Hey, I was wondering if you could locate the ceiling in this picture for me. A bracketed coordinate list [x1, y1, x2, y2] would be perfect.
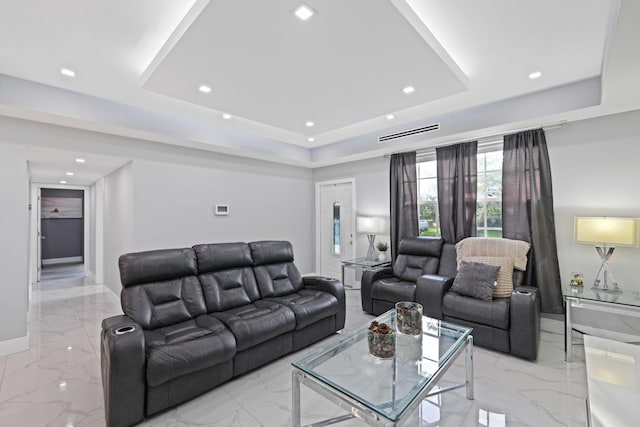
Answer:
[1, 0, 639, 185]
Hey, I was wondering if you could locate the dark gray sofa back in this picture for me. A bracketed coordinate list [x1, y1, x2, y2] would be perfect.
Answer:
[119, 249, 207, 329]
[393, 237, 444, 281]
[193, 243, 261, 312]
[250, 241, 304, 297]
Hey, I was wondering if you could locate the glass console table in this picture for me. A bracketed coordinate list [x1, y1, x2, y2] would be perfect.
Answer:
[341, 258, 391, 289]
[563, 286, 640, 362]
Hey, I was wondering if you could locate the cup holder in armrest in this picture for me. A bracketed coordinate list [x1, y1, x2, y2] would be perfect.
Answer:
[114, 325, 136, 335]
[515, 290, 532, 295]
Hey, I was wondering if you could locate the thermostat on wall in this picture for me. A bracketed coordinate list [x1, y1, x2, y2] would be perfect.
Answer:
[214, 204, 229, 216]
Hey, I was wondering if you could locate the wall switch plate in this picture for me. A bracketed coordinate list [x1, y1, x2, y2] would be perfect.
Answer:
[214, 204, 229, 216]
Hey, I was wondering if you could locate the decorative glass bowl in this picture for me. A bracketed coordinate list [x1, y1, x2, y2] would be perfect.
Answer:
[368, 321, 395, 359]
[396, 301, 423, 335]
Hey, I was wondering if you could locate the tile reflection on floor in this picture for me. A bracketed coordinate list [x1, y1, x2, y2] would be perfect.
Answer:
[0, 269, 588, 426]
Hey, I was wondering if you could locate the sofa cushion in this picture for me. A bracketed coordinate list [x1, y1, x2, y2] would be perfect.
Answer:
[250, 241, 304, 297]
[392, 237, 444, 282]
[463, 256, 515, 298]
[144, 315, 236, 387]
[119, 248, 198, 287]
[213, 301, 296, 351]
[193, 243, 262, 312]
[193, 242, 254, 273]
[266, 289, 338, 330]
[456, 237, 530, 271]
[371, 278, 416, 303]
[451, 261, 499, 301]
[443, 291, 510, 329]
[121, 276, 207, 330]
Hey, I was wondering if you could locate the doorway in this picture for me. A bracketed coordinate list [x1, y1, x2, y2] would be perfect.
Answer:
[39, 188, 85, 282]
[30, 185, 91, 289]
[316, 180, 355, 284]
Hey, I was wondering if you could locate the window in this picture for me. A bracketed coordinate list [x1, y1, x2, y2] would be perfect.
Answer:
[476, 151, 503, 237]
[332, 202, 341, 255]
[416, 149, 503, 238]
[417, 161, 440, 236]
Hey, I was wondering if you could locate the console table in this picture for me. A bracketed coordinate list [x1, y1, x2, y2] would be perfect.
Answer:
[341, 258, 391, 289]
[564, 287, 640, 362]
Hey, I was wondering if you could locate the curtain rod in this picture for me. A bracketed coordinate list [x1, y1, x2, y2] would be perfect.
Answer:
[383, 121, 567, 158]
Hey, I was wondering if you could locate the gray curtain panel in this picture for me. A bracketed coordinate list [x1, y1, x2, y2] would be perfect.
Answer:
[436, 141, 478, 244]
[502, 129, 563, 314]
[390, 152, 418, 262]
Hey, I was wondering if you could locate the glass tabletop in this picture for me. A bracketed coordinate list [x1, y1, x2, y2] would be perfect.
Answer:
[563, 286, 640, 308]
[341, 258, 391, 268]
[292, 310, 472, 422]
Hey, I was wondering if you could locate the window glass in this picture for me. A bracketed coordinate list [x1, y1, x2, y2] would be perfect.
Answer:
[417, 162, 440, 237]
[332, 202, 341, 255]
[476, 151, 503, 237]
[417, 149, 503, 239]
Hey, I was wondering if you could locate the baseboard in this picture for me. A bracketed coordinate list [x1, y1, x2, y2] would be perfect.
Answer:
[42, 256, 83, 265]
[0, 333, 30, 357]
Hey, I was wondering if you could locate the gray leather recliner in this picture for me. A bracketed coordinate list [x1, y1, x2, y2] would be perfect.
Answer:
[101, 241, 345, 427]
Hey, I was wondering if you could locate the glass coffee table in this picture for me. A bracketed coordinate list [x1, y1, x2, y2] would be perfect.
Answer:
[292, 310, 473, 426]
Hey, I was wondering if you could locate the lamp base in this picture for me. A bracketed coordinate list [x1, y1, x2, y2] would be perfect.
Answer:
[591, 246, 623, 294]
[365, 234, 377, 261]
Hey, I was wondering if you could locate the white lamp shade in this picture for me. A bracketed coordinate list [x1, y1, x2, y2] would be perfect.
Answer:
[574, 217, 639, 247]
[357, 216, 385, 234]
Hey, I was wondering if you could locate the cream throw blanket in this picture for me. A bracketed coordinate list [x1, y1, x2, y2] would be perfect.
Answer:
[456, 237, 530, 271]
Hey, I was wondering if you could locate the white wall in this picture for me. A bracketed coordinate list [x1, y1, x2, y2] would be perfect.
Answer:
[131, 159, 314, 272]
[103, 162, 135, 295]
[547, 110, 640, 294]
[100, 158, 314, 295]
[0, 142, 29, 353]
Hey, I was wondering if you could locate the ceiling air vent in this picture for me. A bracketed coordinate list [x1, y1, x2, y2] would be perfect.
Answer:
[378, 123, 440, 143]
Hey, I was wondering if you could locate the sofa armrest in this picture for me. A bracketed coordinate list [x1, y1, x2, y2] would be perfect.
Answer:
[360, 268, 394, 314]
[509, 286, 540, 360]
[416, 274, 453, 320]
[101, 315, 146, 427]
[303, 276, 346, 330]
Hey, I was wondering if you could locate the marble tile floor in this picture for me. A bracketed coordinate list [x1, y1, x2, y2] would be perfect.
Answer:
[0, 271, 589, 427]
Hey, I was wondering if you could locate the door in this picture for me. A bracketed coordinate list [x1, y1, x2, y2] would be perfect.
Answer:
[318, 181, 354, 283]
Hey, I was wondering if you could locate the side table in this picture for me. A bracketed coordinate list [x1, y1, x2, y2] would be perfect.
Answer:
[341, 258, 391, 289]
[564, 286, 640, 362]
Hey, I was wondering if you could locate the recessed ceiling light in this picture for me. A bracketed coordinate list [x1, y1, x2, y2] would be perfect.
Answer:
[529, 71, 542, 80]
[59, 180, 67, 184]
[308, 137, 315, 142]
[198, 85, 212, 94]
[66, 172, 74, 176]
[75, 158, 85, 163]
[305, 121, 315, 127]
[386, 114, 395, 120]
[67, 346, 73, 351]
[293, 3, 316, 21]
[222, 113, 231, 120]
[402, 86, 415, 94]
[60, 68, 75, 77]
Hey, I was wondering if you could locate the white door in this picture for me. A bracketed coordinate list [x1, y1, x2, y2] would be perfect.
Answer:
[318, 181, 354, 284]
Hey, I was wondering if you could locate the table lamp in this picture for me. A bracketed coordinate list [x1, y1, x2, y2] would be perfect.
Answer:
[357, 216, 385, 261]
[574, 216, 638, 293]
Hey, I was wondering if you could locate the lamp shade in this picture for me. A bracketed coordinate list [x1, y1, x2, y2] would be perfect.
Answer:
[357, 216, 385, 234]
[574, 217, 639, 247]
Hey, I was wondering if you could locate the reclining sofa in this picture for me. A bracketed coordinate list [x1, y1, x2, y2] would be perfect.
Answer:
[101, 240, 345, 427]
[361, 236, 540, 360]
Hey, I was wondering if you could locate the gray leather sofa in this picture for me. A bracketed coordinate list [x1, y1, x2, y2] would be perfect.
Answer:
[361, 236, 540, 360]
[101, 241, 345, 427]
